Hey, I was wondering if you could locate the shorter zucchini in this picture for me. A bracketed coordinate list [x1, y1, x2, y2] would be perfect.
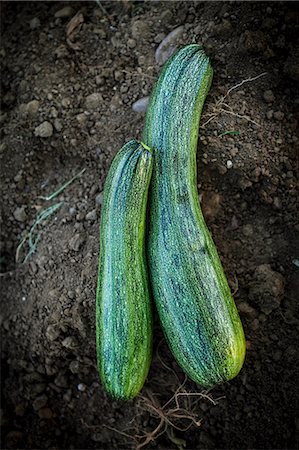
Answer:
[96, 140, 153, 400]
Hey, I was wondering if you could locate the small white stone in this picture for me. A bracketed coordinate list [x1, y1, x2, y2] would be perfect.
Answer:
[226, 160, 233, 169]
[132, 96, 149, 113]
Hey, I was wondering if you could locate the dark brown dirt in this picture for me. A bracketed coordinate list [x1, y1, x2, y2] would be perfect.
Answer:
[1, 2, 298, 449]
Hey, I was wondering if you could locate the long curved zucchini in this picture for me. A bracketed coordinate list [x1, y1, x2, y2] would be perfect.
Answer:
[96, 140, 153, 400]
[142, 44, 246, 388]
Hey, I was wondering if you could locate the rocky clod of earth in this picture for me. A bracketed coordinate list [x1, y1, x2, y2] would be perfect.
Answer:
[34, 121, 53, 138]
[249, 264, 285, 315]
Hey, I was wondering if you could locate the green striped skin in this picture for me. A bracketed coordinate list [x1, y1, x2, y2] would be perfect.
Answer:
[96, 140, 153, 400]
[142, 45, 246, 388]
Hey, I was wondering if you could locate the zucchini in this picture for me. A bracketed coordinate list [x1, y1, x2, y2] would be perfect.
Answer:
[96, 140, 153, 400]
[142, 44, 246, 388]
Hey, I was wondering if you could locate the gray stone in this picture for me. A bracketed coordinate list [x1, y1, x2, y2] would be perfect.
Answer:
[85, 93, 103, 111]
[95, 192, 103, 205]
[20, 100, 39, 117]
[76, 113, 87, 125]
[54, 118, 63, 132]
[127, 38, 136, 49]
[69, 233, 85, 251]
[34, 121, 53, 138]
[62, 336, 78, 350]
[46, 324, 60, 342]
[132, 96, 149, 113]
[155, 26, 184, 65]
[77, 383, 86, 392]
[85, 209, 97, 221]
[242, 224, 254, 236]
[13, 206, 27, 222]
[26, 100, 40, 115]
[69, 360, 80, 374]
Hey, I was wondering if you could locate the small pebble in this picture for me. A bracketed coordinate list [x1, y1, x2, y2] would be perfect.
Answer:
[76, 113, 87, 125]
[62, 336, 78, 350]
[127, 38, 136, 49]
[13, 206, 27, 222]
[26, 100, 40, 115]
[85, 93, 103, 111]
[69, 233, 85, 252]
[85, 209, 97, 221]
[46, 324, 60, 342]
[96, 192, 103, 206]
[61, 98, 71, 108]
[54, 118, 63, 132]
[242, 224, 254, 236]
[34, 121, 53, 138]
[155, 26, 184, 65]
[132, 96, 149, 113]
[226, 160, 233, 169]
[77, 383, 86, 392]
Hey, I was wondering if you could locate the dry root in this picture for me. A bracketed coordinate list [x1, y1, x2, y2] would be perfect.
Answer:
[201, 72, 267, 128]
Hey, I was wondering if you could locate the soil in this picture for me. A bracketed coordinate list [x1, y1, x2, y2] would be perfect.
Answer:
[1, 2, 298, 449]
